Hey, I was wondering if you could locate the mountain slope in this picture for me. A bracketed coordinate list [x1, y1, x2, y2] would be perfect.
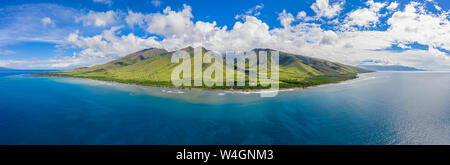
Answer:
[34, 47, 370, 89]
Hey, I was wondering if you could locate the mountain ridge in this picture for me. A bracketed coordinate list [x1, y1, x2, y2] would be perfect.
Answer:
[34, 47, 371, 90]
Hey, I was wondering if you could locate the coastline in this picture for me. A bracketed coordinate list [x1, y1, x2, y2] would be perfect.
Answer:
[28, 72, 378, 105]
[31, 72, 373, 94]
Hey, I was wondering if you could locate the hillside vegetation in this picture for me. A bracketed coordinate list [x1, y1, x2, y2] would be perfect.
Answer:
[33, 47, 370, 89]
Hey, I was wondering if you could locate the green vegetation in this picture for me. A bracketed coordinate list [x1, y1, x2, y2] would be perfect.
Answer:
[33, 47, 371, 90]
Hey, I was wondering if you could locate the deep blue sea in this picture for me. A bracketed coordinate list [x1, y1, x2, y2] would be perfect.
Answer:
[0, 70, 449, 144]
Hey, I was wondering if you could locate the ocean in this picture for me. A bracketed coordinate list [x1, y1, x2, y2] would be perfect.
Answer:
[0, 70, 449, 144]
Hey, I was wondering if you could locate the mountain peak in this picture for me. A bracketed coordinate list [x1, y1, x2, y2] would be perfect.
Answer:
[180, 46, 208, 52]
[252, 48, 276, 52]
[180, 46, 194, 52]
[137, 48, 166, 53]
[114, 47, 168, 63]
[36, 46, 369, 90]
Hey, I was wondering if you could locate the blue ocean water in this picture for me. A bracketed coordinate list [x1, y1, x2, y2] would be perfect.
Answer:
[0, 70, 449, 144]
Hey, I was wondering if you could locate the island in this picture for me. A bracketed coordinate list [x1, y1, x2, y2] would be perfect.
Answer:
[0, 67, 14, 71]
[33, 47, 371, 90]
[358, 65, 425, 71]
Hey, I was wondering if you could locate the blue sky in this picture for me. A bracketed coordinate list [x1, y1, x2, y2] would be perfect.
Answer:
[0, 0, 449, 70]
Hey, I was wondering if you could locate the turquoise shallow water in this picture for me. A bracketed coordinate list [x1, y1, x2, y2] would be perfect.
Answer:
[0, 70, 449, 144]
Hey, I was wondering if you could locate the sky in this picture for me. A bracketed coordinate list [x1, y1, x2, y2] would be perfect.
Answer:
[0, 0, 449, 70]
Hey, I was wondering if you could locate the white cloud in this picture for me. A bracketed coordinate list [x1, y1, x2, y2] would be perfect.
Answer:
[125, 10, 145, 28]
[245, 4, 264, 16]
[320, 30, 339, 45]
[366, 0, 386, 11]
[55, 3, 450, 70]
[296, 11, 314, 21]
[67, 27, 161, 57]
[344, 0, 386, 28]
[62, 26, 162, 68]
[434, 5, 442, 11]
[345, 9, 380, 28]
[397, 43, 412, 49]
[278, 10, 294, 28]
[1, 2, 449, 70]
[296, 11, 306, 19]
[235, 4, 265, 20]
[310, 0, 343, 19]
[75, 10, 119, 27]
[386, 2, 399, 11]
[386, 2, 450, 51]
[41, 17, 53, 27]
[146, 5, 194, 37]
[93, 0, 112, 5]
[151, 0, 162, 7]
[0, 4, 82, 45]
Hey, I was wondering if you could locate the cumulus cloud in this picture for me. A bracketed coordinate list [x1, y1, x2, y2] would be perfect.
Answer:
[146, 5, 194, 37]
[310, 0, 343, 19]
[296, 11, 314, 21]
[434, 5, 442, 11]
[57, 26, 161, 68]
[67, 27, 161, 58]
[235, 4, 265, 19]
[296, 11, 306, 19]
[386, 2, 399, 11]
[344, 0, 387, 28]
[386, 2, 450, 52]
[75, 10, 119, 27]
[245, 4, 264, 16]
[53, 2, 450, 70]
[125, 10, 145, 28]
[278, 10, 295, 28]
[320, 30, 339, 45]
[1, 1, 449, 70]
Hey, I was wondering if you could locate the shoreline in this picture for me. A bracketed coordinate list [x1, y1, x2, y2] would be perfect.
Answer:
[31, 72, 374, 95]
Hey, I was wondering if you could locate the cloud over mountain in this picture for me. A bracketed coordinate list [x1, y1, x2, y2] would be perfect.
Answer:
[0, 0, 449, 70]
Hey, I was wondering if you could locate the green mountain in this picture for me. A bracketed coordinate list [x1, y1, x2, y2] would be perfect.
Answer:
[33, 47, 370, 89]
